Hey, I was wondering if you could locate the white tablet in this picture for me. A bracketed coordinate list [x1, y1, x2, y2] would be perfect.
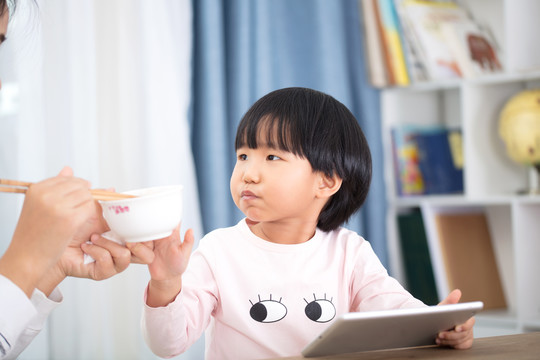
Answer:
[301, 301, 483, 357]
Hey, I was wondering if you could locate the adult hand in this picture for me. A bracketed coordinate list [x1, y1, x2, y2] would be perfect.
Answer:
[78, 234, 155, 279]
[68, 184, 109, 249]
[37, 234, 156, 296]
[0, 166, 95, 297]
[436, 289, 475, 349]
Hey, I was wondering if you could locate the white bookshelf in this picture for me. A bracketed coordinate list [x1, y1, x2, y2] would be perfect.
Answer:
[381, 0, 540, 337]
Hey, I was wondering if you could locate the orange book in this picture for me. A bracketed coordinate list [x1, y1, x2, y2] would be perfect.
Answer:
[435, 212, 506, 310]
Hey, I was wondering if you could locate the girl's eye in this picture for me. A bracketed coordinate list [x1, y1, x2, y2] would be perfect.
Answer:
[267, 155, 281, 161]
[238, 154, 247, 161]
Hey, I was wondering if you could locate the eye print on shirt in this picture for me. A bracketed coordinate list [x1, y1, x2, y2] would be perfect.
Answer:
[304, 293, 336, 323]
[249, 294, 288, 323]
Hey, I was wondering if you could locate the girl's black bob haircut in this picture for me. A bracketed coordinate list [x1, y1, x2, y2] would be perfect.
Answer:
[235, 87, 372, 232]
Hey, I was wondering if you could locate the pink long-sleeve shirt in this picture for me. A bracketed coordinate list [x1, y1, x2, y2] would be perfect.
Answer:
[142, 219, 425, 359]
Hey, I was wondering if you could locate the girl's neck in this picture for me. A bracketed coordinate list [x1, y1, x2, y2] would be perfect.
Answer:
[247, 220, 317, 244]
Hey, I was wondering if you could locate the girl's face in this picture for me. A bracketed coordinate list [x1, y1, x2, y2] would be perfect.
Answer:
[230, 144, 327, 227]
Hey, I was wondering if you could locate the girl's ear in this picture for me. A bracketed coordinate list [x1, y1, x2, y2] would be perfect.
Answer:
[316, 173, 342, 199]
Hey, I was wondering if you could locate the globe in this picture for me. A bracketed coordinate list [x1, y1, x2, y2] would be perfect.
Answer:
[499, 89, 540, 194]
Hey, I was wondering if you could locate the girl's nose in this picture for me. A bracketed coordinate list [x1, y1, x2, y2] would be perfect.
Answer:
[242, 164, 260, 183]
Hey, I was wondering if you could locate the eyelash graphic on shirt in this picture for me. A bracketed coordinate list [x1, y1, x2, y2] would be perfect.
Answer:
[249, 294, 288, 323]
[304, 293, 336, 323]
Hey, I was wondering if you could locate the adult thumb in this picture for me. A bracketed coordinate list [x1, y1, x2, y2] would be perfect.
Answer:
[58, 166, 74, 177]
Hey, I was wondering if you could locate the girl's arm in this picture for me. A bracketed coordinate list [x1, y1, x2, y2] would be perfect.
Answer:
[351, 242, 474, 349]
[144, 227, 194, 307]
[142, 230, 218, 358]
[350, 241, 425, 312]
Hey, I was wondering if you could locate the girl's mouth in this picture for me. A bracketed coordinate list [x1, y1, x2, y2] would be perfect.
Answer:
[241, 190, 257, 200]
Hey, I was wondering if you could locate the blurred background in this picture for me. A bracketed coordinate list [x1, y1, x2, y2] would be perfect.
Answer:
[0, 0, 383, 359]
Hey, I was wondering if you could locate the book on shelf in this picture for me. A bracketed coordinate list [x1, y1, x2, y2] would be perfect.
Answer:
[373, 0, 396, 86]
[392, 0, 429, 83]
[361, 0, 503, 88]
[391, 124, 463, 196]
[434, 211, 507, 310]
[377, 0, 410, 86]
[397, 208, 439, 305]
[360, 0, 505, 86]
[390, 125, 426, 196]
[398, 0, 470, 81]
[360, 0, 389, 87]
[441, 20, 504, 78]
[414, 127, 463, 195]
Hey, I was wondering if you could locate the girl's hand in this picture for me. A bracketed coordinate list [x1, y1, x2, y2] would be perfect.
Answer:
[144, 225, 194, 308]
[147, 226, 194, 281]
[436, 289, 475, 349]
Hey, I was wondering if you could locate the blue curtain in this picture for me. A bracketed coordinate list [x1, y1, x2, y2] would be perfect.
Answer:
[191, 0, 387, 266]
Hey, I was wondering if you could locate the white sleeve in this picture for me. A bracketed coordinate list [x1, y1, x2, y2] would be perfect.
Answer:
[0, 275, 62, 360]
[0, 275, 37, 359]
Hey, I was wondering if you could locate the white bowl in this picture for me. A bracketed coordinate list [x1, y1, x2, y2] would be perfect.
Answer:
[99, 185, 183, 243]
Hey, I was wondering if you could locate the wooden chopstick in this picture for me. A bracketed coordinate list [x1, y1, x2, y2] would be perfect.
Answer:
[0, 178, 136, 201]
[0, 187, 27, 194]
[0, 179, 32, 187]
[89, 189, 137, 201]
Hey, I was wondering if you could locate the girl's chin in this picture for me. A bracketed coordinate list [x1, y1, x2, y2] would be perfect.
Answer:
[245, 218, 260, 226]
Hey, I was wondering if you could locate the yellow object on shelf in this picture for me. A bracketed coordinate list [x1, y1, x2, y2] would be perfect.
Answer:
[499, 89, 540, 166]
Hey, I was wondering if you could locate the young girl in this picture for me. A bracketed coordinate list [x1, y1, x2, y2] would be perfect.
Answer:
[141, 87, 475, 359]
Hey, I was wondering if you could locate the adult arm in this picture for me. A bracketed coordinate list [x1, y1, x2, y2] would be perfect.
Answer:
[1, 235, 154, 360]
[0, 276, 38, 359]
[1, 283, 63, 360]
[0, 168, 95, 359]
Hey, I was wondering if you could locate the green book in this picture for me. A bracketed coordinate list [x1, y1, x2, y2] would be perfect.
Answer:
[397, 208, 438, 305]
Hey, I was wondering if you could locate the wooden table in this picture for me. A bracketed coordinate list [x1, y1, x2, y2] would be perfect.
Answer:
[270, 332, 540, 360]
